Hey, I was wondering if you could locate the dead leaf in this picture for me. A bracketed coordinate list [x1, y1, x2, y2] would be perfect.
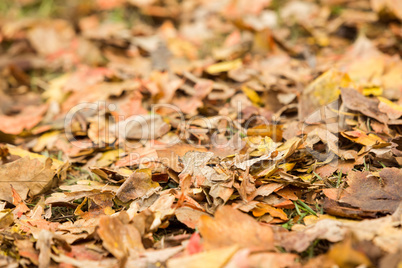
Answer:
[341, 88, 388, 123]
[175, 206, 209, 229]
[339, 168, 402, 214]
[206, 59, 242, 74]
[327, 236, 372, 268]
[116, 169, 161, 203]
[11, 185, 30, 217]
[57, 218, 99, 244]
[0, 209, 14, 229]
[36, 230, 53, 268]
[378, 96, 402, 120]
[0, 104, 48, 135]
[118, 114, 171, 140]
[252, 203, 288, 221]
[198, 206, 274, 250]
[97, 212, 144, 261]
[166, 245, 239, 268]
[0, 157, 56, 203]
[278, 219, 346, 252]
[300, 69, 353, 118]
[341, 129, 387, 147]
[371, 0, 402, 20]
[179, 151, 216, 187]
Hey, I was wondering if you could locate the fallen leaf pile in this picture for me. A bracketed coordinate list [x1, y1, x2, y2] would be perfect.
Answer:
[0, 0, 402, 267]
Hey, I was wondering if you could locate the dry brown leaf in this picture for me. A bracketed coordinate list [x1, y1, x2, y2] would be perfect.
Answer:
[175, 206, 209, 229]
[343, 203, 402, 254]
[371, 0, 402, 20]
[115, 148, 159, 167]
[36, 230, 53, 268]
[0, 157, 56, 203]
[179, 151, 222, 187]
[11, 185, 30, 217]
[252, 203, 288, 220]
[341, 88, 389, 123]
[126, 246, 184, 267]
[0, 209, 14, 229]
[166, 245, 239, 268]
[57, 218, 99, 244]
[327, 236, 372, 268]
[131, 209, 155, 236]
[339, 168, 402, 214]
[149, 193, 176, 230]
[0, 104, 48, 135]
[116, 169, 161, 203]
[378, 96, 402, 120]
[278, 219, 345, 252]
[97, 212, 144, 261]
[118, 114, 171, 140]
[198, 206, 274, 250]
[247, 252, 299, 268]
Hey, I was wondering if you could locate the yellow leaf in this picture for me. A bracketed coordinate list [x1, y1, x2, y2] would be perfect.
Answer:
[6, 144, 64, 169]
[33, 131, 60, 152]
[341, 130, 387, 146]
[96, 149, 124, 167]
[299, 174, 314, 181]
[104, 206, 115, 215]
[246, 125, 283, 141]
[206, 59, 242, 74]
[42, 74, 70, 103]
[307, 69, 355, 106]
[249, 136, 277, 157]
[303, 214, 357, 226]
[117, 167, 134, 176]
[167, 245, 239, 268]
[347, 56, 385, 86]
[0, 209, 14, 229]
[278, 162, 296, 172]
[242, 86, 262, 104]
[328, 238, 371, 268]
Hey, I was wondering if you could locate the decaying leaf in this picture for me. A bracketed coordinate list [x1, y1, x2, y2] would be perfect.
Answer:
[117, 114, 171, 140]
[198, 206, 274, 250]
[175, 206, 209, 229]
[341, 88, 389, 123]
[300, 69, 353, 118]
[116, 169, 161, 203]
[3, 0, 402, 266]
[278, 219, 345, 252]
[0, 104, 48, 135]
[36, 230, 53, 268]
[339, 168, 402, 214]
[167, 245, 239, 268]
[97, 212, 144, 260]
[0, 157, 56, 203]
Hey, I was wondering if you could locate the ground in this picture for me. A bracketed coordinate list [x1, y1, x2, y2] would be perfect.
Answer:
[0, 0, 402, 267]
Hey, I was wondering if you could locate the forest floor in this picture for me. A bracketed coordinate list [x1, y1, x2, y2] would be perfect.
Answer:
[0, 0, 402, 267]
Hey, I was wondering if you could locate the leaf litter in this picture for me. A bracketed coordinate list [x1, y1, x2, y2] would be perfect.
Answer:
[0, 0, 402, 267]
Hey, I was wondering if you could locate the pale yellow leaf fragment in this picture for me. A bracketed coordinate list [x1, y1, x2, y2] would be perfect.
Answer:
[167, 245, 239, 268]
[206, 59, 242, 74]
